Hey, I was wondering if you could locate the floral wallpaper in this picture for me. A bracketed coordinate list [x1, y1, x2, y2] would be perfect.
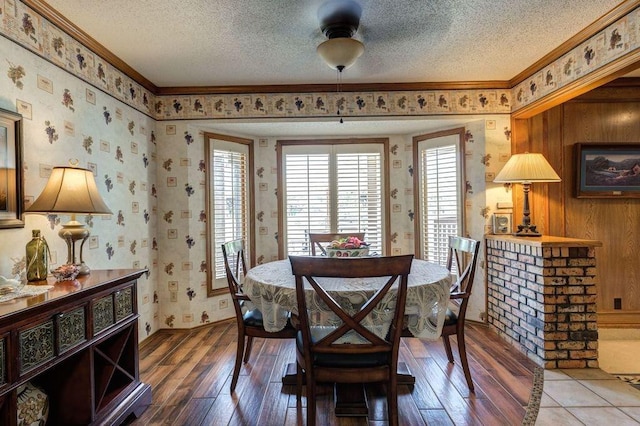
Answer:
[150, 118, 511, 327]
[1, 0, 630, 333]
[0, 35, 159, 339]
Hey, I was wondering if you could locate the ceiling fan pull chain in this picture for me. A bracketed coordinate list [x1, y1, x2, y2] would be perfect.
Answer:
[337, 68, 343, 123]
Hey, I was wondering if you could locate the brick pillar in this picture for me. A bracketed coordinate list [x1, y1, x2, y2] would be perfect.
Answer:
[486, 235, 601, 369]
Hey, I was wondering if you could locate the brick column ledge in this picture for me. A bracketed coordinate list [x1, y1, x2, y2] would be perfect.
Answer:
[486, 234, 602, 369]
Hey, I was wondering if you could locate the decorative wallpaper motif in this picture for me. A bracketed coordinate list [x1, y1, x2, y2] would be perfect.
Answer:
[0, 1, 631, 332]
[2, 2, 639, 120]
[148, 118, 511, 327]
[512, 7, 640, 111]
[0, 34, 158, 340]
[156, 90, 512, 119]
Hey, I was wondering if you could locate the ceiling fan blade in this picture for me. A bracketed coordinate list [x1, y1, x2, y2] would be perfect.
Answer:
[318, 0, 363, 38]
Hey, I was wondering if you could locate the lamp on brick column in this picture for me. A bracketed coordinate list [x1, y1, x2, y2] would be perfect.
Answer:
[25, 165, 112, 275]
[494, 152, 561, 236]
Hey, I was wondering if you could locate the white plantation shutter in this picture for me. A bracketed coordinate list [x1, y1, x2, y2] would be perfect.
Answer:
[418, 136, 462, 265]
[211, 140, 249, 286]
[336, 153, 382, 253]
[284, 153, 330, 255]
[283, 144, 384, 255]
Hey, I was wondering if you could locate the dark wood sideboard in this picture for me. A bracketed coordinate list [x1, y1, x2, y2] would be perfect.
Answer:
[0, 269, 151, 425]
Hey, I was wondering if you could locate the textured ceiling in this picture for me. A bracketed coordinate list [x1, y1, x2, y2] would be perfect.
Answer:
[44, 0, 626, 88]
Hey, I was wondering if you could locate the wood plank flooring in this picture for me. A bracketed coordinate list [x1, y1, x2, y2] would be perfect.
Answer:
[126, 321, 537, 425]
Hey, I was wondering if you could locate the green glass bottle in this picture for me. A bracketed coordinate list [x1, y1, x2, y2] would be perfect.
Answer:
[26, 229, 49, 282]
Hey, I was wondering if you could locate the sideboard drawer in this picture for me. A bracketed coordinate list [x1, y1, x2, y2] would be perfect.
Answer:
[115, 287, 133, 322]
[93, 294, 115, 335]
[56, 307, 86, 353]
[19, 320, 55, 375]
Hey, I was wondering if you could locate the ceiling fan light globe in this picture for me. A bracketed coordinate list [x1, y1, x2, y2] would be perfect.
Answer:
[317, 37, 364, 70]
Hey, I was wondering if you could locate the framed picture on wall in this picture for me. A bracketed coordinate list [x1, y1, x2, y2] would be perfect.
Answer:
[575, 143, 640, 198]
[0, 108, 24, 228]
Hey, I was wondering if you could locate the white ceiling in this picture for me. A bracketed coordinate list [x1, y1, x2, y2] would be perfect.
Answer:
[41, 0, 633, 137]
[194, 116, 489, 138]
[44, 0, 626, 87]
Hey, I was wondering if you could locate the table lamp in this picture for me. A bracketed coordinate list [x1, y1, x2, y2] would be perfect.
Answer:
[493, 152, 561, 236]
[25, 166, 112, 275]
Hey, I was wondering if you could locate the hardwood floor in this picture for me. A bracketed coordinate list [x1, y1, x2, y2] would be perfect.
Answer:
[127, 320, 537, 425]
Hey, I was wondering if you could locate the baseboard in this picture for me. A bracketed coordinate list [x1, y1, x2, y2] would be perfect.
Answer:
[598, 311, 640, 328]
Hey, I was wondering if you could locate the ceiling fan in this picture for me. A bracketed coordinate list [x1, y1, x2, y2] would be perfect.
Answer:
[316, 0, 365, 71]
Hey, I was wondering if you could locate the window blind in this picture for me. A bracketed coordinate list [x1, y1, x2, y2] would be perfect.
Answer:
[282, 144, 384, 255]
[419, 143, 459, 265]
[211, 142, 249, 283]
[284, 153, 330, 255]
[336, 153, 382, 253]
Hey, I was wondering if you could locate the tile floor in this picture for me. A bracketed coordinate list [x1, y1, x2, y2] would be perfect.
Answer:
[536, 330, 640, 425]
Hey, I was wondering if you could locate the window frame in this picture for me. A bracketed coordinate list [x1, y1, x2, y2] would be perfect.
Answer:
[276, 138, 391, 259]
[204, 132, 255, 297]
[412, 127, 467, 261]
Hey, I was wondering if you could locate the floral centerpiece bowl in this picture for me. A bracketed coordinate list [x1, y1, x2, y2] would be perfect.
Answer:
[326, 236, 370, 258]
[51, 264, 80, 282]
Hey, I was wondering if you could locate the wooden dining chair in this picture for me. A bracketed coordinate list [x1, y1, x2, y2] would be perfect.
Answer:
[222, 239, 296, 392]
[289, 254, 414, 426]
[404, 235, 481, 392]
[308, 232, 365, 256]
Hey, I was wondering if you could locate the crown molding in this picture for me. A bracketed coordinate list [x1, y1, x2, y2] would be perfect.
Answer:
[22, 0, 158, 93]
[512, 48, 640, 118]
[155, 81, 512, 96]
[23, 0, 640, 102]
[509, 0, 640, 87]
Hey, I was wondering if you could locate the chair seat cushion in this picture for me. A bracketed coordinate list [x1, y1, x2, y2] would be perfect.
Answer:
[424, 307, 458, 329]
[243, 309, 296, 331]
[296, 331, 389, 368]
[242, 309, 264, 327]
[443, 308, 458, 326]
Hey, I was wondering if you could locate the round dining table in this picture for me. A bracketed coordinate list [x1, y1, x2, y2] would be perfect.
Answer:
[244, 257, 452, 416]
[244, 258, 452, 341]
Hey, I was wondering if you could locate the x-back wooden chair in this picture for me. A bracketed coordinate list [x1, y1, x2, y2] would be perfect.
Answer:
[411, 235, 480, 392]
[222, 239, 296, 392]
[290, 254, 414, 426]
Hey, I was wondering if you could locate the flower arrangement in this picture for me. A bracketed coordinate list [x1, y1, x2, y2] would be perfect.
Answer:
[326, 236, 370, 257]
[328, 236, 369, 249]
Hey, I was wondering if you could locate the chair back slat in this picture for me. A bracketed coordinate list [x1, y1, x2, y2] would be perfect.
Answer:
[308, 232, 365, 256]
[446, 236, 480, 315]
[290, 255, 413, 356]
[221, 239, 249, 315]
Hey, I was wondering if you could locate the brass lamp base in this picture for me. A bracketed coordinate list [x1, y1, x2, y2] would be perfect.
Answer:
[59, 219, 91, 275]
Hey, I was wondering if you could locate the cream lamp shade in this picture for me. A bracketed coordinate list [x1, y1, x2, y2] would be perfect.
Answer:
[494, 152, 561, 184]
[494, 153, 561, 236]
[25, 166, 112, 275]
[26, 167, 112, 214]
[317, 37, 364, 71]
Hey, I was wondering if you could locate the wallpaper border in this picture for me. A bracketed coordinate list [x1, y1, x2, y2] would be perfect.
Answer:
[3, 1, 639, 120]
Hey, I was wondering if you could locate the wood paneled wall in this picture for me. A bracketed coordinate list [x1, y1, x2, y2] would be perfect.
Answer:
[513, 82, 640, 326]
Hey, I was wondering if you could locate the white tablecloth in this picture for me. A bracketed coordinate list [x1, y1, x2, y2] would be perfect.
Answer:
[243, 258, 451, 341]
